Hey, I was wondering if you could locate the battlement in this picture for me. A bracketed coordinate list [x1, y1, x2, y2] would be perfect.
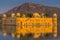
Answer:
[2, 12, 57, 18]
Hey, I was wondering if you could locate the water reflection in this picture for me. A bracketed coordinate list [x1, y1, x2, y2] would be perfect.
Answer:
[0, 32, 17, 40]
[0, 31, 60, 40]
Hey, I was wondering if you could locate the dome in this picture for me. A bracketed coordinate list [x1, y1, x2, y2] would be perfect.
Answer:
[11, 13, 15, 17]
[33, 13, 40, 17]
[3, 14, 7, 17]
[53, 13, 57, 16]
[16, 13, 20, 17]
[22, 14, 26, 17]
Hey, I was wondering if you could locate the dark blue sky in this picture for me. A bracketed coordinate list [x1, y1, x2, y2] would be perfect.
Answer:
[0, 0, 60, 14]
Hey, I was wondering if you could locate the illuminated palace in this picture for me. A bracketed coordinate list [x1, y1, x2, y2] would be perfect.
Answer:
[2, 12, 57, 38]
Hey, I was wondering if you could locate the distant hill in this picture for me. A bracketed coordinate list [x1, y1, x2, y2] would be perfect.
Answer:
[1, 3, 60, 18]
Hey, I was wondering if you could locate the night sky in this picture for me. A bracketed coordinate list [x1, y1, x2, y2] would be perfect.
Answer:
[0, 0, 60, 14]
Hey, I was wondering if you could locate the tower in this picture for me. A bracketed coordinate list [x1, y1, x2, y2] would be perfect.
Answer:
[53, 13, 57, 38]
[2, 14, 7, 31]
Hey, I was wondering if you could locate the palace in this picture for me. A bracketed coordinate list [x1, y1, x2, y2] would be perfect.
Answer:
[2, 12, 57, 38]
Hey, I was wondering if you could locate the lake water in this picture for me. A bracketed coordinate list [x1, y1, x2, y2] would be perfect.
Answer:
[0, 32, 60, 40]
[0, 32, 17, 40]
